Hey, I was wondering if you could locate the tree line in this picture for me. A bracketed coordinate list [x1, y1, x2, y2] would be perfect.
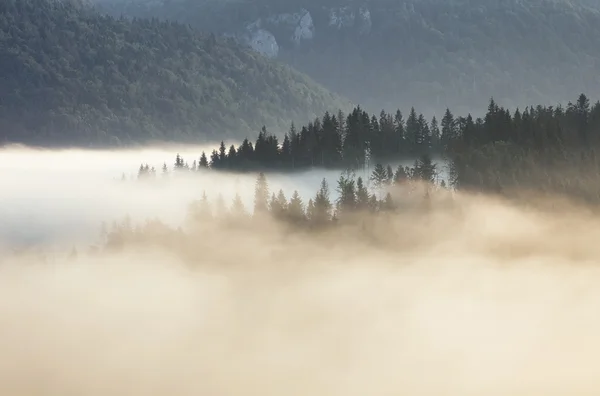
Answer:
[136, 94, 600, 192]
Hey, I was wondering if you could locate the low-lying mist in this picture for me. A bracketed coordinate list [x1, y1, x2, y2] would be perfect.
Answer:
[0, 145, 441, 247]
[2, 145, 600, 395]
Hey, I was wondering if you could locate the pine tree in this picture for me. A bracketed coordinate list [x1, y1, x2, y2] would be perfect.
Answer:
[356, 176, 370, 210]
[219, 141, 227, 162]
[430, 116, 440, 152]
[231, 193, 246, 218]
[370, 163, 388, 196]
[210, 150, 220, 168]
[336, 171, 356, 217]
[281, 133, 292, 167]
[199, 152, 209, 168]
[413, 153, 437, 183]
[386, 165, 394, 184]
[253, 172, 269, 216]
[441, 108, 456, 150]
[417, 114, 430, 151]
[394, 109, 406, 155]
[313, 178, 332, 224]
[306, 199, 315, 222]
[227, 145, 237, 168]
[174, 153, 184, 170]
[288, 191, 306, 223]
[381, 192, 396, 212]
[406, 107, 419, 154]
[393, 165, 409, 184]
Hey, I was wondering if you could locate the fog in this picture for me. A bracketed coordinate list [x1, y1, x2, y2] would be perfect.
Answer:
[0, 145, 444, 247]
[3, 146, 600, 395]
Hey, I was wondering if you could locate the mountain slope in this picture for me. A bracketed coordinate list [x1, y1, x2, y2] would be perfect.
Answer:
[0, 0, 351, 147]
[95, 0, 600, 117]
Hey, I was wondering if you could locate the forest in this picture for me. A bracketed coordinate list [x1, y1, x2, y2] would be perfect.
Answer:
[77, 92, 599, 259]
[0, 0, 349, 147]
[136, 93, 600, 197]
[94, 0, 600, 116]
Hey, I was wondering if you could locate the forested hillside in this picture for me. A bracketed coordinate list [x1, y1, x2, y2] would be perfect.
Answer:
[0, 0, 350, 147]
[95, 0, 600, 116]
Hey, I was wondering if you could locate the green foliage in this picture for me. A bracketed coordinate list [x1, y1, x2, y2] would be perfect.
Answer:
[0, 0, 350, 146]
[97, 0, 600, 116]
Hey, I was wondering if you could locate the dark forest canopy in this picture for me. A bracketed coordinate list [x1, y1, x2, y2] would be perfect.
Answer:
[135, 94, 600, 204]
[0, 0, 350, 147]
[95, 0, 600, 116]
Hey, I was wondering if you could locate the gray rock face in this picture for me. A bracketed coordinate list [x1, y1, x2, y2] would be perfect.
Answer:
[240, 5, 370, 56]
[328, 5, 372, 34]
[244, 28, 279, 58]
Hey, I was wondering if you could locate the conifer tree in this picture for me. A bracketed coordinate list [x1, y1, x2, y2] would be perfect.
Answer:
[306, 199, 315, 222]
[199, 152, 209, 168]
[214, 193, 227, 218]
[370, 163, 388, 196]
[394, 109, 406, 154]
[381, 192, 396, 212]
[313, 178, 332, 224]
[406, 107, 419, 154]
[227, 145, 237, 168]
[336, 171, 356, 217]
[219, 141, 227, 162]
[356, 176, 370, 210]
[210, 150, 220, 168]
[231, 193, 246, 218]
[288, 191, 306, 223]
[269, 190, 287, 219]
[393, 165, 409, 184]
[413, 153, 437, 183]
[441, 108, 456, 150]
[417, 114, 431, 151]
[253, 172, 269, 216]
[386, 165, 394, 184]
[430, 116, 441, 152]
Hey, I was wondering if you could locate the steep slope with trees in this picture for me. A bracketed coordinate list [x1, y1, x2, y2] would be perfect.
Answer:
[95, 0, 600, 117]
[0, 0, 350, 147]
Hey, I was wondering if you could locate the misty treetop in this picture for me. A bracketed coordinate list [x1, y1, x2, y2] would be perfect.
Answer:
[134, 93, 600, 207]
[0, 0, 350, 147]
[108, 161, 447, 254]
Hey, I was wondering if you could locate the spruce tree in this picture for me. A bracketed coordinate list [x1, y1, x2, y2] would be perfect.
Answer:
[356, 176, 370, 210]
[219, 141, 227, 162]
[406, 107, 419, 154]
[313, 178, 332, 224]
[336, 171, 356, 217]
[386, 165, 394, 184]
[306, 199, 315, 222]
[370, 163, 388, 195]
[199, 152, 209, 168]
[441, 108, 456, 150]
[414, 153, 437, 183]
[430, 116, 440, 152]
[253, 172, 269, 216]
[215, 193, 227, 218]
[231, 193, 246, 218]
[288, 191, 306, 223]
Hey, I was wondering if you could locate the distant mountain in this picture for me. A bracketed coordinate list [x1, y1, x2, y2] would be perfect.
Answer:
[95, 0, 600, 117]
[0, 0, 351, 147]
